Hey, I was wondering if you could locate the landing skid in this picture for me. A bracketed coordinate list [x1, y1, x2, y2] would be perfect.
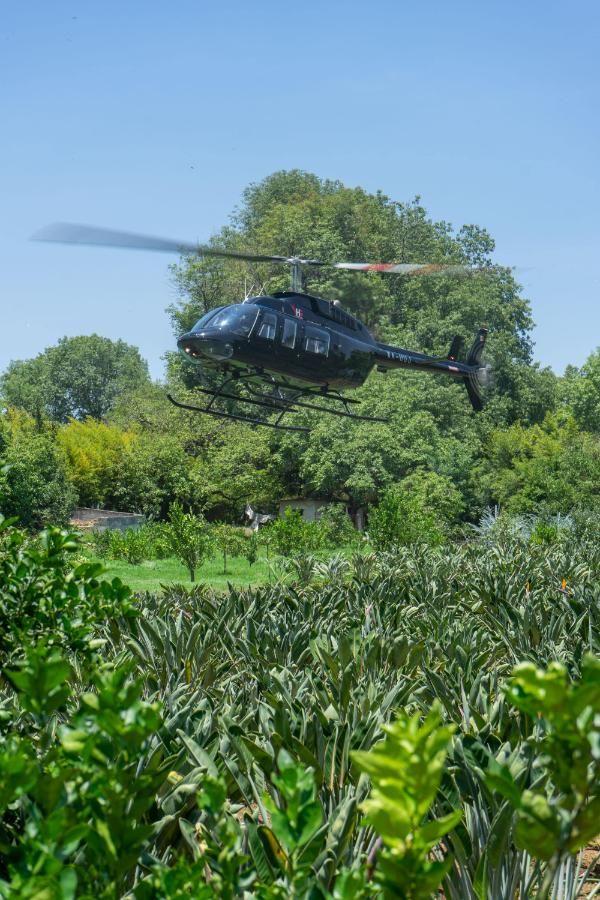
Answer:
[166, 394, 309, 431]
[167, 372, 389, 431]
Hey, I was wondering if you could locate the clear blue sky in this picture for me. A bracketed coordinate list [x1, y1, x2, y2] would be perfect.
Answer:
[1, 0, 598, 379]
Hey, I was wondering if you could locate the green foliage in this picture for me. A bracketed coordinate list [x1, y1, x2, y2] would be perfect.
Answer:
[561, 347, 600, 432]
[353, 705, 460, 899]
[0, 520, 134, 666]
[1, 334, 149, 423]
[243, 530, 260, 567]
[170, 171, 547, 427]
[0, 659, 162, 899]
[187, 423, 282, 520]
[480, 412, 600, 514]
[317, 504, 359, 549]
[368, 485, 444, 551]
[57, 418, 136, 507]
[113, 432, 192, 519]
[268, 508, 325, 558]
[103, 526, 152, 565]
[90, 523, 172, 565]
[212, 523, 246, 574]
[0, 410, 77, 528]
[166, 502, 213, 581]
[485, 656, 600, 890]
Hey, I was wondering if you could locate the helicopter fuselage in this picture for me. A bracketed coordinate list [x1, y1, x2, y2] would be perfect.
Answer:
[178, 292, 376, 389]
[178, 291, 482, 395]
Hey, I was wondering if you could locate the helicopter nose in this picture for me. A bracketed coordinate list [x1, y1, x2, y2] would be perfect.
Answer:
[178, 332, 234, 362]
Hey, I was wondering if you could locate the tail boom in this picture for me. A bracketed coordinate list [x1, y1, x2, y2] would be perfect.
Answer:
[374, 327, 489, 410]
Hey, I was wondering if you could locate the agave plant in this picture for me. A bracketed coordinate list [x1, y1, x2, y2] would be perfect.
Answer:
[4, 520, 600, 896]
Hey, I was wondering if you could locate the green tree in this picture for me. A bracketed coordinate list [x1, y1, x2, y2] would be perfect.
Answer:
[268, 508, 324, 558]
[111, 383, 281, 520]
[57, 418, 136, 507]
[0, 410, 76, 528]
[478, 411, 600, 514]
[166, 502, 212, 582]
[368, 485, 444, 550]
[1, 334, 149, 423]
[188, 422, 281, 519]
[212, 523, 245, 574]
[561, 348, 600, 432]
[113, 433, 191, 519]
[170, 172, 541, 409]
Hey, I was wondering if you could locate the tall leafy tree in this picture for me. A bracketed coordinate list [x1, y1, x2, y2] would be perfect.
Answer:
[2, 335, 149, 423]
[561, 348, 600, 432]
[477, 412, 600, 514]
[57, 418, 136, 507]
[0, 409, 77, 528]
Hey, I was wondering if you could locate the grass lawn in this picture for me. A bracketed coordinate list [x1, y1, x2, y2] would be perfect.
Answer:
[95, 551, 277, 593]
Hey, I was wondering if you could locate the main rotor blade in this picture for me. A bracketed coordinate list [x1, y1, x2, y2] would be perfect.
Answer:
[330, 262, 478, 276]
[31, 223, 291, 264]
[32, 224, 488, 274]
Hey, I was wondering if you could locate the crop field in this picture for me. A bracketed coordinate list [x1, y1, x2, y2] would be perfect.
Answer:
[2, 518, 600, 898]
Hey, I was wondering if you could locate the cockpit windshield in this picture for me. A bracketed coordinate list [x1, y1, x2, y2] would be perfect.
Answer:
[192, 304, 258, 337]
[190, 307, 225, 332]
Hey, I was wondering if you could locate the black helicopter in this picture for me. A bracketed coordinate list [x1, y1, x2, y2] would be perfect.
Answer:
[33, 223, 490, 432]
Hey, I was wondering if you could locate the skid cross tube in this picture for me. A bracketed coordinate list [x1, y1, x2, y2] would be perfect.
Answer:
[246, 379, 364, 406]
[191, 383, 389, 422]
[166, 394, 309, 432]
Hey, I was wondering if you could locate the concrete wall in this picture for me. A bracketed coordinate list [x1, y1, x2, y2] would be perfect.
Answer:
[70, 507, 145, 532]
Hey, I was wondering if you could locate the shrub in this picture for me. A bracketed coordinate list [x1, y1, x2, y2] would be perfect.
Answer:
[1, 423, 77, 529]
[368, 486, 444, 551]
[243, 530, 260, 566]
[316, 503, 358, 549]
[268, 508, 325, 558]
[211, 523, 246, 575]
[0, 517, 135, 668]
[89, 522, 172, 564]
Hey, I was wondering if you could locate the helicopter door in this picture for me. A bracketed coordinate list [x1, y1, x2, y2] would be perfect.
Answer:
[251, 310, 281, 368]
[280, 316, 298, 351]
[255, 311, 278, 341]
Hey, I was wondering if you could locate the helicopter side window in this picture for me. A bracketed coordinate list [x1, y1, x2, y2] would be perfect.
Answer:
[280, 317, 297, 349]
[304, 326, 329, 357]
[256, 312, 277, 341]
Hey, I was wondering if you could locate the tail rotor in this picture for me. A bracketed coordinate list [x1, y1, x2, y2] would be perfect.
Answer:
[463, 328, 490, 410]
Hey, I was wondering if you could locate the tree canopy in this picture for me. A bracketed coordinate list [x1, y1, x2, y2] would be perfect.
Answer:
[1, 334, 149, 423]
